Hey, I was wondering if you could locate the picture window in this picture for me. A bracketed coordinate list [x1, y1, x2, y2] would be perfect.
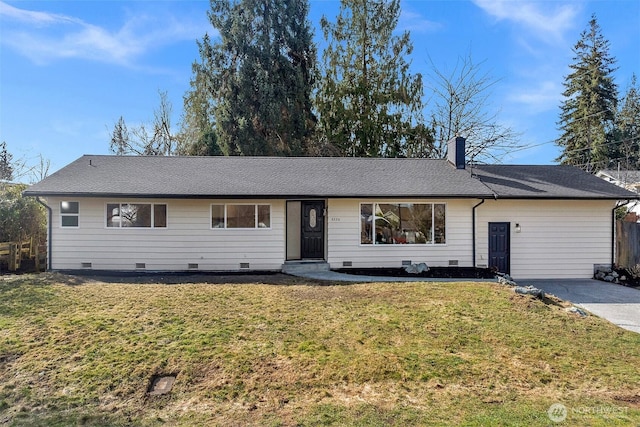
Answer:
[211, 204, 271, 229]
[360, 202, 446, 245]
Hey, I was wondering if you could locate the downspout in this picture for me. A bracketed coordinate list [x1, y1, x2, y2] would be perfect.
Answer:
[472, 199, 485, 267]
[612, 200, 632, 267]
[36, 197, 52, 271]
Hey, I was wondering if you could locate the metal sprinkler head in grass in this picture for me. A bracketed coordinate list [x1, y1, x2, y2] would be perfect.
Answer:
[148, 374, 176, 396]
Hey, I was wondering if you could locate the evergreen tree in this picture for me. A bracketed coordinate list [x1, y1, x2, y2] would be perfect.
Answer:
[556, 15, 618, 172]
[0, 142, 14, 181]
[178, 65, 222, 156]
[613, 74, 640, 169]
[194, 0, 317, 156]
[316, 0, 430, 157]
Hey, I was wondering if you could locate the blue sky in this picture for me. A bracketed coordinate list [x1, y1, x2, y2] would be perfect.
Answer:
[1, 0, 639, 178]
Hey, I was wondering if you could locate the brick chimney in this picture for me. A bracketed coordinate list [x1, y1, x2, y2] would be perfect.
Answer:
[447, 136, 466, 169]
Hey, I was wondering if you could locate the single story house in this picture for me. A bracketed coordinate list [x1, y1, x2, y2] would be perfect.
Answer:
[24, 138, 638, 279]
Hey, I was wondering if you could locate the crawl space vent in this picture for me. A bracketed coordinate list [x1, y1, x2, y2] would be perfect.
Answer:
[240, 262, 250, 269]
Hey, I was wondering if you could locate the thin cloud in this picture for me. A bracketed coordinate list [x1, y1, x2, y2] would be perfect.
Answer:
[399, 9, 443, 34]
[508, 79, 563, 114]
[0, 1, 208, 66]
[0, 1, 82, 26]
[472, 0, 580, 44]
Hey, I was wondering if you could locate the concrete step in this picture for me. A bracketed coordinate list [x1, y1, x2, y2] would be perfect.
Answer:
[281, 261, 330, 274]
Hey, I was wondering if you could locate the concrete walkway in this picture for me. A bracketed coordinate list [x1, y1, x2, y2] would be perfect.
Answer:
[289, 270, 640, 334]
[525, 279, 640, 334]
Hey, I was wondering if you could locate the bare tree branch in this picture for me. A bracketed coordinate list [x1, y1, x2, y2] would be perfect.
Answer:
[426, 53, 522, 163]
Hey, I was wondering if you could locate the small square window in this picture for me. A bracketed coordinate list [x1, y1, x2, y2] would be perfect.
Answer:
[61, 201, 79, 214]
[61, 201, 79, 228]
[61, 216, 79, 227]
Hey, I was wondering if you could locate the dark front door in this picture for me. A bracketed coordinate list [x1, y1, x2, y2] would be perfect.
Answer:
[301, 201, 325, 259]
[488, 222, 510, 274]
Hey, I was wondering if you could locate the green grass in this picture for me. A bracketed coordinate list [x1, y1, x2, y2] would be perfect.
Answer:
[0, 273, 639, 426]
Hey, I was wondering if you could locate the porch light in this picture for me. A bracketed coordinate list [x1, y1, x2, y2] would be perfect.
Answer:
[515, 223, 521, 233]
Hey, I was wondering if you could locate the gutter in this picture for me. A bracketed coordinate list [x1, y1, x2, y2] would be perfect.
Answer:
[612, 200, 633, 267]
[36, 197, 52, 271]
[472, 199, 486, 268]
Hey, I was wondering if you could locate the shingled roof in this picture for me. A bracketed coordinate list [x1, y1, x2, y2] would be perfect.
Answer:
[472, 165, 637, 199]
[23, 155, 638, 200]
[23, 155, 492, 199]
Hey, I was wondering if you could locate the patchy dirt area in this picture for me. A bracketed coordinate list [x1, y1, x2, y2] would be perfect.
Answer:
[3, 267, 496, 286]
[6, 270, 328, 286]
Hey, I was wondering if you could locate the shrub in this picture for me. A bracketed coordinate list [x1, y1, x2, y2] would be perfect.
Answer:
[0, 183, 46, 242]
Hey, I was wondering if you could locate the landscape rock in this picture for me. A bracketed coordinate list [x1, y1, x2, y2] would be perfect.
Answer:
[404, 262, 429, 274]
[565, 306, 588, 317]
[496, 273, 517, 286]
[514, 285, 545, 299]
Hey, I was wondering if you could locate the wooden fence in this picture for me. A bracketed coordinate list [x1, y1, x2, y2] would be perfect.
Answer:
[616, 220, 640, 269]
[0, 238, 47, 272]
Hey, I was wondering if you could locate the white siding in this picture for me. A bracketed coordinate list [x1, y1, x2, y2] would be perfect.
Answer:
[47, 198, 285, 271]
[476, 199, 615, 279]
[326, 199, 475, 269]
[46, 196, 616, 278]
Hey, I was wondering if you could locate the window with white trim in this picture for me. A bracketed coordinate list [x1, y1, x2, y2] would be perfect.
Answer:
[60, 201, 79, 227]
[360, 202, 446, 245]
[211, 204, 271, 229]
[106, 203, 167, 228]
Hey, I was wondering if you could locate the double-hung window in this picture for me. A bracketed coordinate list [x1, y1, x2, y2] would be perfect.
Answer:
[360, 202, 446, 245]
[107, 203, 167, 228]
[211, 204, 271, 229]
[60, 201, 79, 227]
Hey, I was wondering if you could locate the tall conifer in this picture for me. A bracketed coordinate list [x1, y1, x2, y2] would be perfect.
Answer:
[193, 0, 317, 156]
[316, 0, 430, 157]
[613, 74, 640, 169]
[557, 15, 618, 172]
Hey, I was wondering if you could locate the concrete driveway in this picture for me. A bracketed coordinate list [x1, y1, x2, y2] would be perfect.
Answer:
[526, 279, 640, 334]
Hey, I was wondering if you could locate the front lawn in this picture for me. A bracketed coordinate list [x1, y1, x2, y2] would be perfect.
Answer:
[0, 273, 638, 426]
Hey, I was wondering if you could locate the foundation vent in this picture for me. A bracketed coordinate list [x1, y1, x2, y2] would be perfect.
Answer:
[135, 263, 146, 269]
[342, 261, 353, 267]
[188, 263, 199, 270]
[81, 262, 92, 269]
[240, 262, 250, 269]
[402, 260, 412, 266]
[449, 260, 459, 266]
